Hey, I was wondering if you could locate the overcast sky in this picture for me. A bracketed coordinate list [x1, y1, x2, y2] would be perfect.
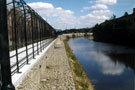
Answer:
[24, 0, 135, 30]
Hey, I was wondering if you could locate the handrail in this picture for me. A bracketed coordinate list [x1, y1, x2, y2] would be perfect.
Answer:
[0, 0, 57, 89]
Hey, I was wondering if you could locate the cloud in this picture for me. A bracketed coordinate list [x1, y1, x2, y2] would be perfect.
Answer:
[80, 4, 112, 27]
[51, 14, 80, 30]
[68, 40, 125, 75]
[28, 2, 54, 9]
[89, 1, 94, 4]
[80, 14, 108, 28]
[28, 1, 115, 30]
[92, 9, 112, 15]
[28, 2, 80, 30]
[101, 61, 125, 75]
[81, 14, 108, 20]
[83, 4, 108, 11]
[87, 51, 125, 75]
[96, 0, 117, 5]
[28, 2, 74, 17]
[80, 0, 116, 28]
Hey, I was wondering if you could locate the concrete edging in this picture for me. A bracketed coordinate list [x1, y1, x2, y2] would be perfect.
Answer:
[12, 39, 56, 87]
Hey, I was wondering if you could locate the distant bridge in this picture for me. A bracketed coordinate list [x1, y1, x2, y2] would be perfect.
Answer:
[62, 33, 93, 38]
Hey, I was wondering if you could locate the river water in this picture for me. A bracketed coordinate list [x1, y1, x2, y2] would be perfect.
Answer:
[68, 37, 135, 90]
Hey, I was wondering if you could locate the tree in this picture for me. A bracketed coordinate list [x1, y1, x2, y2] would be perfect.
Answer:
[124, 12, 128, 16]
[110, 14, 116, 20]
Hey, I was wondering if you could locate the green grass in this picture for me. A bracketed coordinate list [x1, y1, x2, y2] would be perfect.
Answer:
[63, 40, 94, 90]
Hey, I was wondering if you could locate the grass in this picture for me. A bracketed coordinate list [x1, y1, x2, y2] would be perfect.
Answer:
[63, 40, 94, 90]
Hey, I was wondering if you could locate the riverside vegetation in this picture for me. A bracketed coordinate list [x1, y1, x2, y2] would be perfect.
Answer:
[63, 39, 94, 90]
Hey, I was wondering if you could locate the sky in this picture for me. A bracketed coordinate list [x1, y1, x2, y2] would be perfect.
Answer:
[24, 0, 135, 30]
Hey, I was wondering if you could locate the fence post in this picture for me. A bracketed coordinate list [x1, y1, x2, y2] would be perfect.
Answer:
[0, 0, 15, 89]
[43, 23, 45, 49]
[36, 16, 39, 55]
[39, 19, 42, 52]
[21, 1, 29, 64]
[31, 11, 35, 59]
[42, 20, 44, 50]
[13, 0, 20, 73]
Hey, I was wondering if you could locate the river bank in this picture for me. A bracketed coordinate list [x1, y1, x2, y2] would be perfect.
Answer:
[67, 37, 134, 90]
[63, 39, 94, 90]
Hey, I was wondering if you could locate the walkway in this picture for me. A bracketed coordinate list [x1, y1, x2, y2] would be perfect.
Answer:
[16, 39, 76, 90]
[41, 40, 76, 90]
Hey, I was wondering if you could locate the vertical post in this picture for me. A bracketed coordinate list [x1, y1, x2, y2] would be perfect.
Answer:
[33, 15, 35, 47]
[45, 23, 47, 48]
[13, 0, 20, 73]
[42, 20, 44, 50]
[22, 2, 29, 64]
[41, 20, 43, 51]
[11, 18, 14, 50]
[42, 21, 44, 50]
[39, 19, 42, 52]
[36, 17, 39, 55]
[39, 19, 41, 52]
[40, 20, 42, 51]
[0, 0, 15, 89]
[31, 12, 35, 59]
[44, 24, 46, 44]
[33, 14, 36, 51]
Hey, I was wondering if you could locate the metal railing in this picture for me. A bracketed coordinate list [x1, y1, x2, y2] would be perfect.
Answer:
[10, 38, 55, 75]
[0, 0, 57, 89]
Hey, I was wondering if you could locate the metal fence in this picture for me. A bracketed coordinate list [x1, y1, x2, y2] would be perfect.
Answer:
[0, 0, 57, 89]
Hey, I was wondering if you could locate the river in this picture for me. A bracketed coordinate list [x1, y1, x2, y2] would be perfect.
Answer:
[68, 37, 135, 90]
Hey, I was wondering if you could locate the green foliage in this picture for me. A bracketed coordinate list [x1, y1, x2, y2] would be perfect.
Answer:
[110, 14, 116, 20]
[84, 33, 88, 37]
[92, 23, 100, 33]
[94, 23, 99, 28]
[74, 63, 83, 77]
[66, 36, 70, 40]
[63, 41, 94, 90]
[72, 34, 75, 38]
[124, 12, 128, 16]
[57, 28, 91, 35]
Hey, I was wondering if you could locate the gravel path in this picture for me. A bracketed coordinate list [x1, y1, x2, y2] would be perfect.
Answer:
[40, 41, 76, 90]
[16, 40, 76, 90]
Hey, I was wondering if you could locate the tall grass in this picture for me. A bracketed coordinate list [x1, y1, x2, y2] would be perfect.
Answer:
[63, 40, 94, 90]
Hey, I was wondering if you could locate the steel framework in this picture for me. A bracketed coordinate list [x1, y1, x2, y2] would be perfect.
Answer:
[0, 0, 57, 89]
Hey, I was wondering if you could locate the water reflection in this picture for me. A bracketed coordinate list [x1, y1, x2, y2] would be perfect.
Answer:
[68, 37, 135, 90]
[90, 51, 125, 75]
[107, 53, 135, 72]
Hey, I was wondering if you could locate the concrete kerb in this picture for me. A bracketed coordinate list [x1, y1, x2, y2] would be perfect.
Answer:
[12, 39, 56, 87]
